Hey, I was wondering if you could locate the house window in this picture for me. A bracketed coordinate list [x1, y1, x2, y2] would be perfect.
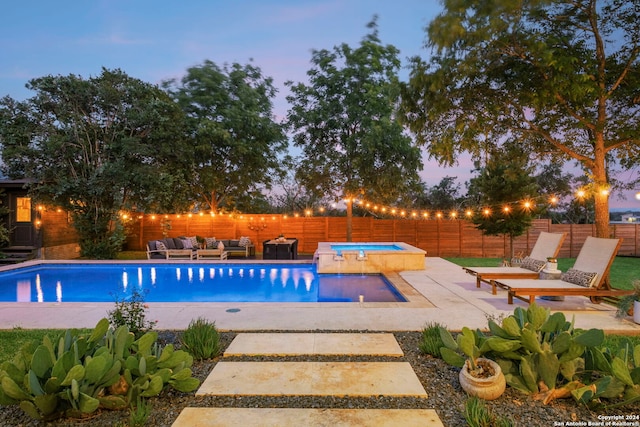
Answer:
[16, 197, 31, 222]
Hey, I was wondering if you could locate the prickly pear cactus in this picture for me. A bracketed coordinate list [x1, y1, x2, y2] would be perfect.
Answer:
[0, 318, 200, 421]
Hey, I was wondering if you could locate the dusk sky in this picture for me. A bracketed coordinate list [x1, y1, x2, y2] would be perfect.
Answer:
[1, 1, 637, 208]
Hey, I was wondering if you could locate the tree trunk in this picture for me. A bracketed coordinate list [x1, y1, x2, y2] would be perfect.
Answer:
[346, 200, 353, 242]
[594, 192, 610, 238]
[592, 136, 610, 239]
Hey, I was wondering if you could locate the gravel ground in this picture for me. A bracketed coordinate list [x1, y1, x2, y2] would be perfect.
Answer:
[0, 330, 636, 427]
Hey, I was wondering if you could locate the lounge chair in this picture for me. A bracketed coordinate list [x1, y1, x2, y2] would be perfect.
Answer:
[463, 231, 567, 294]
[492, 236, 633, 304]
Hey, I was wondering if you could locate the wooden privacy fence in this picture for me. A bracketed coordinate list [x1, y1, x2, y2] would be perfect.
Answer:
[121, 215, 640, 258]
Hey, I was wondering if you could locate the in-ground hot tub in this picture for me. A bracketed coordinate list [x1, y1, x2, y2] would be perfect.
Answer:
[315, 242, 426, 274]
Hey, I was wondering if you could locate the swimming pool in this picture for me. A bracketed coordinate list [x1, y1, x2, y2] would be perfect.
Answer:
[0, 263, 405, 303]
[330, 244, 403, 252]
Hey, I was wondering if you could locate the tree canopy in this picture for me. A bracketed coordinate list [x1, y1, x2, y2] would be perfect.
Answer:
[163, 60, 288, 213]
[0, 68, 190, 258]
[286, 18, 423, 240]
[400, 0, 640, 238]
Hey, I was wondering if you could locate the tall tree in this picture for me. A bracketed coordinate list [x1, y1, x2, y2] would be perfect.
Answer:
[286, 18, 422, 240]
[0, 190, 10, 250]
[0, 68, 190, 258]
[467, 144, 540, 259]
[426, 176, 463, 213]
[163, 60, 287, 213]
[401, 0, 640, 238]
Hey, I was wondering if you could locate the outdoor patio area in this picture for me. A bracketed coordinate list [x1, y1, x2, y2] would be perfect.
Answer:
[0, 257, 639, 333]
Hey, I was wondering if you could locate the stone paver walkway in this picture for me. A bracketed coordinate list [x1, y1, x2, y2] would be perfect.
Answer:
[173, 408, 443, 427]
[223, 332, 404, 357]
[172, 333, 443, 427]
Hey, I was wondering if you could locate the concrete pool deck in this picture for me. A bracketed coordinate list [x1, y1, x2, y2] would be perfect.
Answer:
[0, 257, 639, 333]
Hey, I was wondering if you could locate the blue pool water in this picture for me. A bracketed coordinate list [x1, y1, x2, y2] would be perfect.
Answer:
[0, 263, 406, 303]
[329, 244, 403, 252]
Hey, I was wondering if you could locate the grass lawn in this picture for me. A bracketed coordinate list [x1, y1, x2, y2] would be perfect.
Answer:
[446, 256, 640, 290]
[0, 328, 88, 362]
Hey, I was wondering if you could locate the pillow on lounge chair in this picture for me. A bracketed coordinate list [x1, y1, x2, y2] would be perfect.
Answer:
[155, 240, 167, 251]
[561, 268, 598, 287]
[205, 237, 216, 249]
[239, 236, 252, 247]
[230, 239, 240, 247]
[520, 256, 546, 272]
[181, 238, 193, 249]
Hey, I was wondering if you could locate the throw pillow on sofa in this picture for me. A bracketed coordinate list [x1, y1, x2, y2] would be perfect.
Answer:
[205, 237, 216, 249]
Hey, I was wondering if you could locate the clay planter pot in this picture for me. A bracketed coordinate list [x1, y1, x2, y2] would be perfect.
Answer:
[459, 358, 506, 400]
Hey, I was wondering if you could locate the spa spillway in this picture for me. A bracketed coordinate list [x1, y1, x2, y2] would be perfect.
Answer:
[315, 242, 426, 274]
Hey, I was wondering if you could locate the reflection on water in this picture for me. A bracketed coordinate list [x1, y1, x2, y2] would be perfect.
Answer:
[36, 274, 43, 302]
[3, 264, 402, 303]
[17, 280, 30, 302]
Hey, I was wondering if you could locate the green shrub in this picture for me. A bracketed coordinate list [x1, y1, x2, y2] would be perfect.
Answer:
[107, 289, 157, 338]
[419, 322, 445, 357]
[181, 317, 221, 360]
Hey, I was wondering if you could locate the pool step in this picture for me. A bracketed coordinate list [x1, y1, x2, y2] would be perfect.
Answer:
[223, 332, 404, 357]
[172, 408, 443, 426]
[173, 333, 441, 427]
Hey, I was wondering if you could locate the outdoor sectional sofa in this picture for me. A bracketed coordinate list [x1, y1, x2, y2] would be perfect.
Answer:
[203, 238, 255, 258]
[146, 237, 255, 259]
[146, 237, 197, 259]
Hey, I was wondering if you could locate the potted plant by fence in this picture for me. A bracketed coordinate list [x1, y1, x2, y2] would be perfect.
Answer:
[439, 327, 506, 400]
[616, 280, 640, 324]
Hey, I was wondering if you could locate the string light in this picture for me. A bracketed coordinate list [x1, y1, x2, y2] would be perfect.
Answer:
[124, 186, 611, 221]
